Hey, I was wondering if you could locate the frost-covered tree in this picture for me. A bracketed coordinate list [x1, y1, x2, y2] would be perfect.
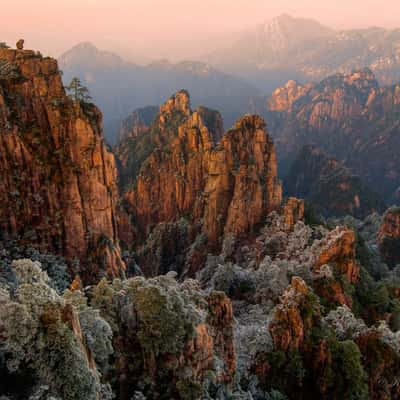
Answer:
[0, 259, 108, 400]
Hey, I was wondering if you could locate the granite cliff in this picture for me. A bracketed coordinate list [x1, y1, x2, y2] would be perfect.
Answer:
[117, 90, 282, 275]
[0, 47, 124, 283]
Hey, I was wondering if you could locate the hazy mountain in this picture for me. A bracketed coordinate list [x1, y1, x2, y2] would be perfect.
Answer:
[266, 69, 400, 203]
[285, 145, 386, 218]
[205, 14, 400, 91]
[59, 42, 260, 143]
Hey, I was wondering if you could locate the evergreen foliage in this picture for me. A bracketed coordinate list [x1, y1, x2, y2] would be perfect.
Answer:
[65, 77, 92, 103]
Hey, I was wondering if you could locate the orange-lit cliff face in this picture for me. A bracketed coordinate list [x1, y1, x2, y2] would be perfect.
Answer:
[0, 48, 124, 282]
[119, 91, 282, 276]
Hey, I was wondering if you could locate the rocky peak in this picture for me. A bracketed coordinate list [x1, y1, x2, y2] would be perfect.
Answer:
[120, 93, 282, 276]
[268, 80, 310, 111]
[260, 14, 333, 53]
[159, 89, 191, 118]
[314, 227, 360, 284]
[0, 47, 125, 283]
[269, 276, 318, 351]
[58, 41, 125, 69]
[115, 91, 223, 191]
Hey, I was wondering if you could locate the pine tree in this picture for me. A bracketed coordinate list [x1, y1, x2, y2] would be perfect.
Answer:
[66, 77, 92, 103]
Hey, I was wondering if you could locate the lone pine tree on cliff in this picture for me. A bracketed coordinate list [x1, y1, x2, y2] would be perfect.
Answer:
[66, 77, 92, 103]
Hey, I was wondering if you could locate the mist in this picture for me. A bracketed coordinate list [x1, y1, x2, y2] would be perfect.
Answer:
[2, 0, 400, 62]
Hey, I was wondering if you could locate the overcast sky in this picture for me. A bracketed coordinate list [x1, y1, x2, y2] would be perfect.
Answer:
[2, 0, 400, 62]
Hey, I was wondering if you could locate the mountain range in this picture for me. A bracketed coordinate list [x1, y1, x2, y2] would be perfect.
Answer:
[59, 42, 260, 143]
[205, 13, 400, 90]
[2, 45, 400, 400]
[59, 15, 400, 146]
[266, 68, 400, 203]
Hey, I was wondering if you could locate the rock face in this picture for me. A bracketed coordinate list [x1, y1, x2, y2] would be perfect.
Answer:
[267, 69, 400, 202]
[378, 207, 400, 268]
[281, 196, 305, 230]
[268, 80, 311, 112]
[117, 105, 158, 143]
[270, 276, 316, 351]
[316, 227, 360, 280]
[285, 145, 386, 218]
[0, 48, 124, 282]
[119, 91, 282, 275]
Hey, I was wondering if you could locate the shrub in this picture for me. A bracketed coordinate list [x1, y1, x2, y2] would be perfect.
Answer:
[330, 340, 369, 400]
[0, 259, 103, 399]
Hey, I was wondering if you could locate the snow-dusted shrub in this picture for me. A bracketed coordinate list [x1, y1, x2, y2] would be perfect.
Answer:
[323, 306, 367, 340]
[0, 259, 106, 400]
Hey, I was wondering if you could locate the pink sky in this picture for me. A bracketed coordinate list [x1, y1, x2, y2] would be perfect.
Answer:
[2, 0, 400, 61]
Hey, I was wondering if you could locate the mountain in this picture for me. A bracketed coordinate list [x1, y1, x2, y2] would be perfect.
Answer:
[205, 14, 400, 91]
[59, 42, 260, 143]
[285, 145, 386, 218]
[116, 90, 282, 275]
[2, 46, 400, 398]
[0, 46, 125, 283]
[266, 69, 400, 203]
[207, 14, 333, 69]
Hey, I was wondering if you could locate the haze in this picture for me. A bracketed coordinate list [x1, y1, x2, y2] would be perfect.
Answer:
[2, 0, 400, 62]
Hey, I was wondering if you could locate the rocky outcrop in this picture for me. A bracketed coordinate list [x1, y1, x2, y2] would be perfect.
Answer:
[0, 48, 124, 283]
[203, 115, 282, 247]
[313, 227, 360, 305]
[120, 91, 282, 275]
[378, 207, 400, 268]
[355, 330, 400, 400]
[285, 145, 385, 218]
[281, 197, 304, 230]
[267, 69, 400, 201]
[269, 277, 319, 351]
[268, 80, 311, 112]
[206, 291, 236, 381]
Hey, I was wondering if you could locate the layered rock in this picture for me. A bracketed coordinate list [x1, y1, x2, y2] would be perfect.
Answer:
[267, 69, 400, 202]
[378, 207, 400, 268]
[0, 48, 124, 282]
[119, 91, 282, 275]
[285, 145, 386, 218]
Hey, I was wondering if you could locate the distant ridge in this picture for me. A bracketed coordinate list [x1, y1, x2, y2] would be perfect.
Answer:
[59, 42, 260, 144]
[204, 14, 400, 90]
